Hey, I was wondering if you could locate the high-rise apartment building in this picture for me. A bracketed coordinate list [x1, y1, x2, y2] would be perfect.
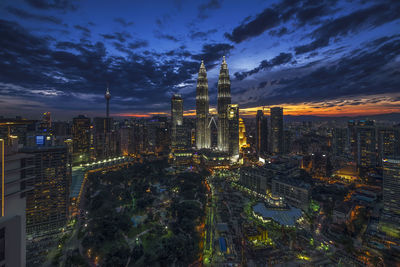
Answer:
[22, 145, 71, 235]
[72, 115, 91, 164]
[195, 61, 211, 149]
[270, 107, 284, 154]
[378, 127, 400, 165]
[382, 157, 400, 224]
[333, 128, 347, 157]
[256, 110, 268, 155]
[93, 117, 115, 159]
[356, 125, 376, 174]
[217, 56, 231, 152]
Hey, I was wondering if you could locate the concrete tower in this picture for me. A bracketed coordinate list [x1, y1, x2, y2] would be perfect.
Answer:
[196, 60, 210, 149]
[217, 56, 231, 152]
[105, 86, 111, 118]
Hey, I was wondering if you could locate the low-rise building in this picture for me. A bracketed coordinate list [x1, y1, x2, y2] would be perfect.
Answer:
[271, 177, 310, 210]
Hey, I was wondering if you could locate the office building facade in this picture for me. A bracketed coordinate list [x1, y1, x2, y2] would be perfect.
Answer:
[270, 107, 284, 154]
[256, 110, 268, 156]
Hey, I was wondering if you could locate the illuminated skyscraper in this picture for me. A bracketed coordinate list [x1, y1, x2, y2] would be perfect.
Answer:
[93, 117, 115, 159]
[105, 86, 111, 118]
[256, 110, 268, 155]
[196, 61, 210, 149]
[356, 125, 376, 175]
[227, 104, 239, 158]
[22, 145, 70, 235]
[382, 157, 400, 224]
[378, 127, 400, 165]
[72, 115, 91, 164]
[270, 107, 283, 154]
[38, 112, 52, 133]
[171, 94, 183, 148]
[238, 118, 247, 150]
[333, 128, 347, 157]
[217, 56, 231, 152]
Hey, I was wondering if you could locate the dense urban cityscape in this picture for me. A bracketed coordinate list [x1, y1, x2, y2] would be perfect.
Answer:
[1, 0, 400, 266]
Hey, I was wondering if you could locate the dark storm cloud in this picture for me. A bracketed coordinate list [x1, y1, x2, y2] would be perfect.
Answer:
[100, 32, 132, 43]
[197, 0, 222, 19]
[254, 38, 400, 106]
[0, 19, 203, 112]
[74, 25, 90, 37]
[224, 8, 280, 43]
[295, 1, 400, 54]
[24, 0, 78, 11]
[225, 0, 338, 43]
[128, 40, 149, 50]
[192, 43, 234, 67]
[6, 6, 63, 25]
[269, 27, 288, 37]
[154, 31, 180, 42]
[189, 29, 218, 40]
[113, 18, 134, 27]
[235, 53, 293, 80]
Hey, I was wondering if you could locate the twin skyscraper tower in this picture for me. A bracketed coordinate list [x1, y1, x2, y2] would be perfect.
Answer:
[196, 56, 238, 156]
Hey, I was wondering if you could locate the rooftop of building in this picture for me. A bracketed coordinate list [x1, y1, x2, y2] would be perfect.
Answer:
[273, 176, 311, 190]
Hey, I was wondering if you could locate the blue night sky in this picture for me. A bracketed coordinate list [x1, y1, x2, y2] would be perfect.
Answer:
[0, 0, 399, 119]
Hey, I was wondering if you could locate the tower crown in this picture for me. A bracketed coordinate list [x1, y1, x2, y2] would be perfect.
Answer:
[105, 87, 111, 100]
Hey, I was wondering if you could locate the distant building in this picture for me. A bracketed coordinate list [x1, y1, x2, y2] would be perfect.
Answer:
[93, 117, 116, 159]
[227, 104, 239, 158]
[72, 115, 91, 164]
[332, 202, 352, 224]
[382, 157, 400, 224]
[356, 124, 376, 175]
[283, 129, 292, 154]
[217, 56, 231, 152]
[120, 127, 135, 156]
[272, 177, 310, 210]
[0, 138, 34, 267]
[270, 107, 284, 154]
[333, 128, 347, 157]
[347, 120, 357, 158]
[52, 121, 70, 146]
[378, 127, 400, 165]
[171, 94, 183, 149]
[238, 118, 248, 150]
[255, 110, 268, 156]
[240, 158, 299, 194]
[195, 61, 211, 149]
[38, 112, 52, 133]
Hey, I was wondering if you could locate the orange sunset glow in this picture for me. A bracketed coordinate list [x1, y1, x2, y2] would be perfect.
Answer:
[114, 93, 400, 118]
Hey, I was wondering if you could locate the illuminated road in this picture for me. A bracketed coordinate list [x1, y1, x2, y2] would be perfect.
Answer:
[204, 178, 216, 265]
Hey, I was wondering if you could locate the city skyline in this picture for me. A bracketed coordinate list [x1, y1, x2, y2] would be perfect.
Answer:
[1, 0, 400, 119]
